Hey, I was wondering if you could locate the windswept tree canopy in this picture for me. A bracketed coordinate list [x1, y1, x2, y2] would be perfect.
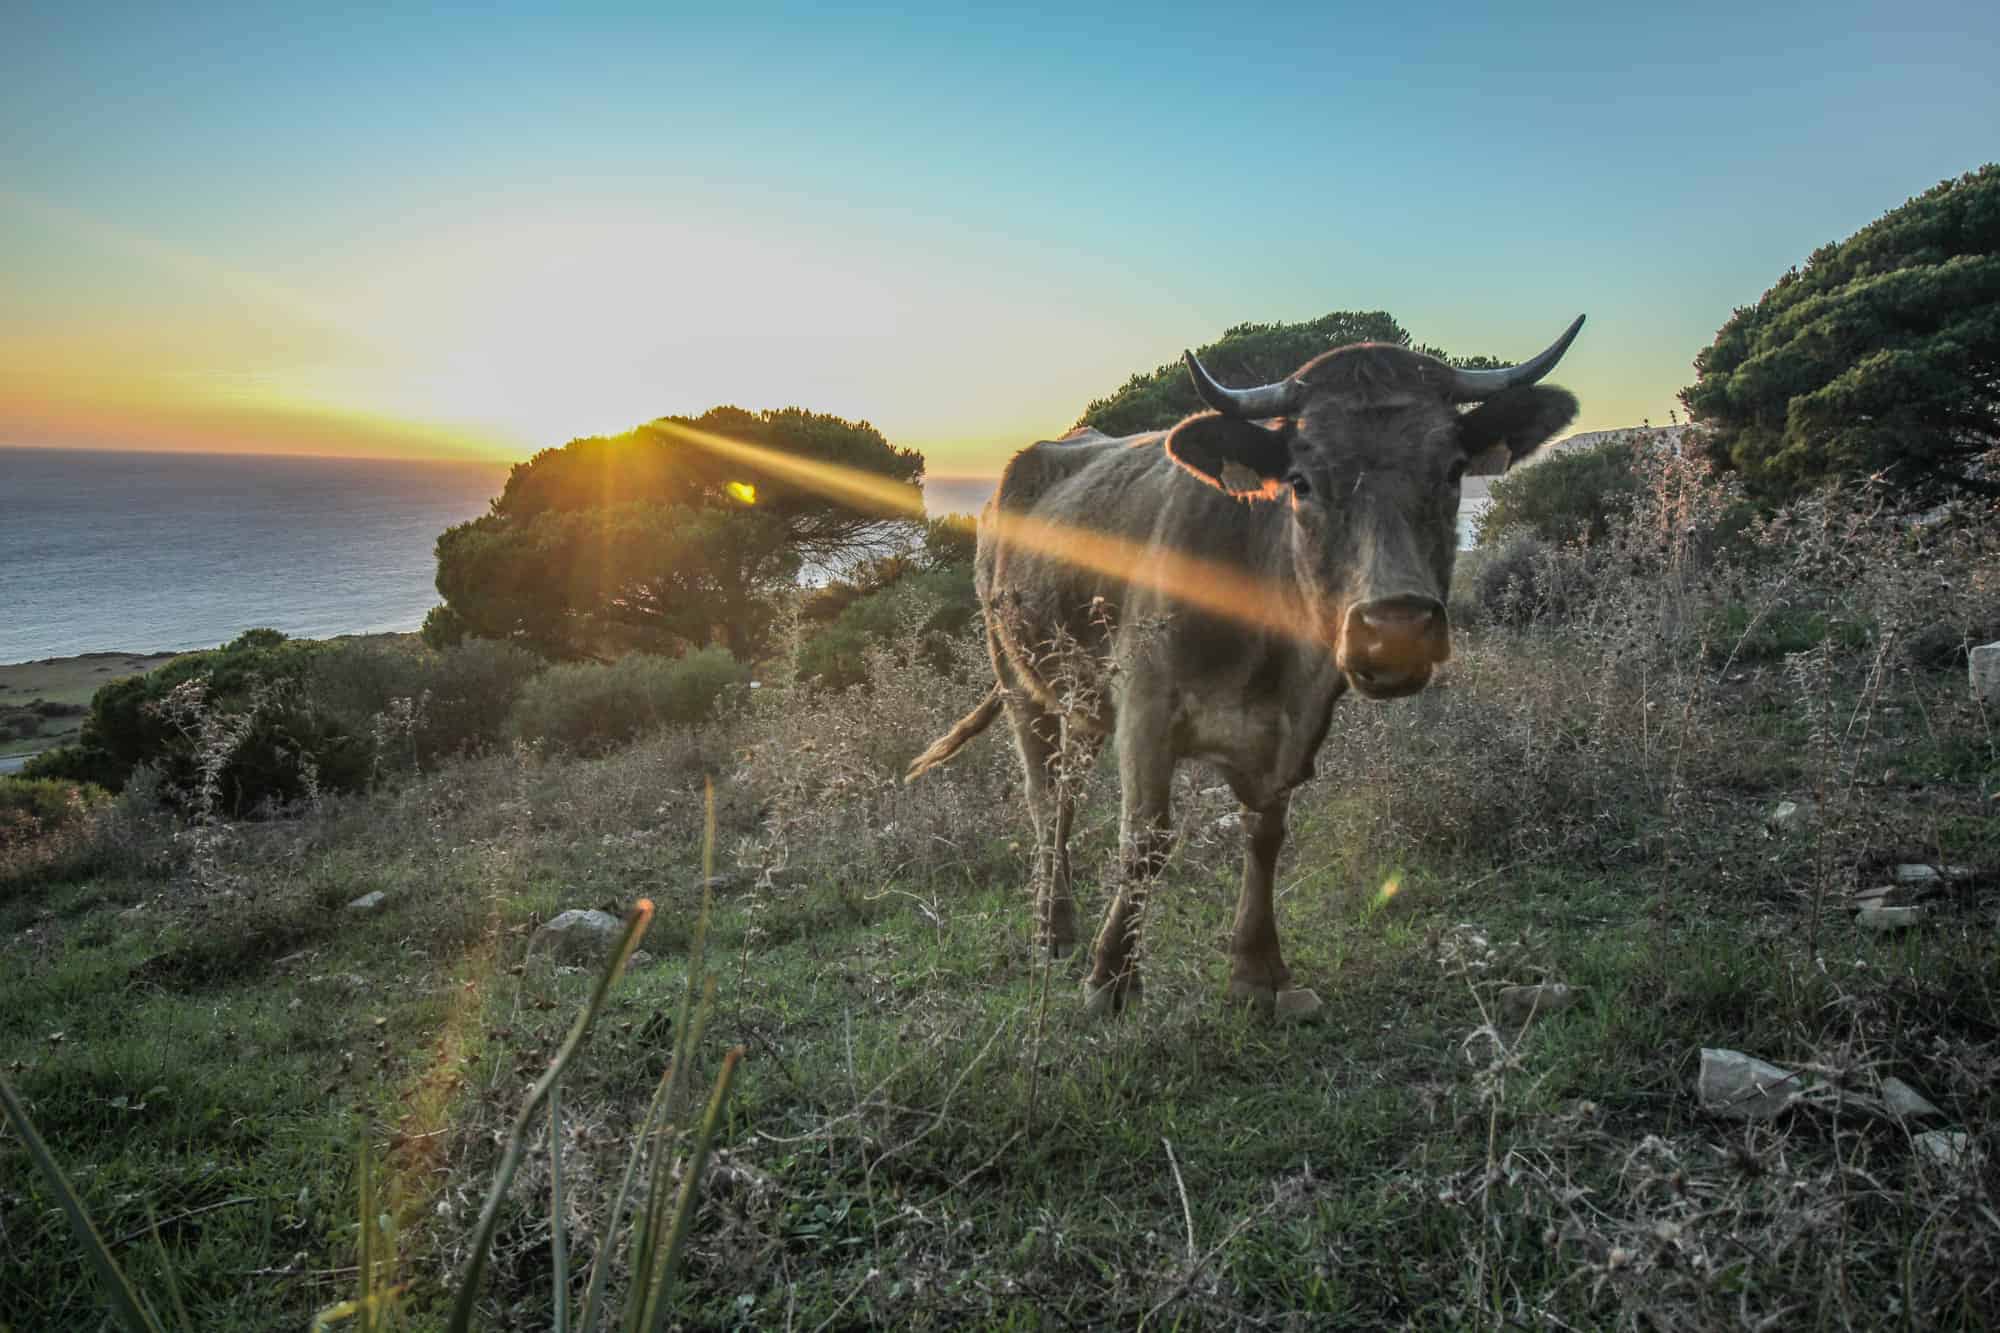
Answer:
[1078, 310, 1503, 436]
[428, 407, 924, 660]
[1682, 165, 2000, 500]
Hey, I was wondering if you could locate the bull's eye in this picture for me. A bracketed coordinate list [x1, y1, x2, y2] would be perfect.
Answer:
[1287, 473, 1312, 499]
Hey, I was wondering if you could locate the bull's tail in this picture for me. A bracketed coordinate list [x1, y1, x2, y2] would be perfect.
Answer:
[905, 684, 1004, 782]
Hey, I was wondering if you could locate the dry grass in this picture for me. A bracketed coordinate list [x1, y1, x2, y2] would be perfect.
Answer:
[4, 453, 1999, 1328]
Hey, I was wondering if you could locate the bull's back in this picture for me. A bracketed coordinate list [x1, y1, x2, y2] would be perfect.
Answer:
[977, 430, 1174, 631]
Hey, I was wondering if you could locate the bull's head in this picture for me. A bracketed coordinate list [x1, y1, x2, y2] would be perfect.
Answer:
[1165, 316, 1582, 698]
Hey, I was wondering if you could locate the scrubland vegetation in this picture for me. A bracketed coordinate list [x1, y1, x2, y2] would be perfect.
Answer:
[5, 435, 1998, 1330]
[6, 168, 1998, 1330]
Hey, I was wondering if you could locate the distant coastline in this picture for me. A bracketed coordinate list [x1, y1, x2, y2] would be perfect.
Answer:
[0, 636, 423, 773]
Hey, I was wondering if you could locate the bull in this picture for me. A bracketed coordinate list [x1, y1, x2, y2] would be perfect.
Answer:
[907, 317, 1584, 1017]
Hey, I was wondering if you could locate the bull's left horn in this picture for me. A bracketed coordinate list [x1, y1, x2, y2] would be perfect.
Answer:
[1183, 351, 1302, 419]
[1445, 314, 1586, 401]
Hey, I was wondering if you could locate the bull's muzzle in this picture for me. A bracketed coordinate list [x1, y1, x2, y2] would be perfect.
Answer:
[1339, 595, 1450, 699]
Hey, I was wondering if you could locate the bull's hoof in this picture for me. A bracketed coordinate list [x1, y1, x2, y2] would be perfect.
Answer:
[1228, 980, 1324, 1021]
[1082, 975, 1140, 1018]
[1040, 934, 1075, 961]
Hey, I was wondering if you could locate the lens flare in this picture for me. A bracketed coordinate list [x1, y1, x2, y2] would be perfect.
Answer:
[725, 481, 757, 505]
[1373, 874, 1402, 908]
[649, 419, 1311, 644]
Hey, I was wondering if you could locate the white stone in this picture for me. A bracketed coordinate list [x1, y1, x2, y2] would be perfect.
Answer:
[1698, 1048, 1806, 1120]
[1893, 864, 1942, 884]
[1971, 642, 2000, 704]
[1856, 905, 1925, 930]
[1497, 983, 1580, 1024]
[1879, 1077, 1942, 1121]
[1768, 801, 1808, 832]
[1913, 1130, 1982, 1172]
[345, 891, 386, 913]
[528, 909, 626, 963]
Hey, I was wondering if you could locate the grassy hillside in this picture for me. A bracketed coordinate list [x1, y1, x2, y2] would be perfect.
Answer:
[0, 654, 180, 760]
[3, 456, 1998, 1329]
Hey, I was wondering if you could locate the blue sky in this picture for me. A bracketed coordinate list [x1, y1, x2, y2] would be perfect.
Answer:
[4, 2, 1996, 472]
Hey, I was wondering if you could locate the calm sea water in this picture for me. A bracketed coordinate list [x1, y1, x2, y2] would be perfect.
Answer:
[0, 449, 1003, 665]
[0, 448, 511, 664]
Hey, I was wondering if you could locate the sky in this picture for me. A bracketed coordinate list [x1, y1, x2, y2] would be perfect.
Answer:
[3, 2, 1996, 477]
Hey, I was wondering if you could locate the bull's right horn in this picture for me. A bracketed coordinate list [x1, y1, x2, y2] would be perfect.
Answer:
[1183, 351, 1302, 419]
[1445, 314, 1586, 401]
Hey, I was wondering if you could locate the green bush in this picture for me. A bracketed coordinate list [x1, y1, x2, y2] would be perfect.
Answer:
[418, 638, 548, 755]
[308, 637, 546, 765]
[1477, 436, 1643, 546]
[0, 777, 109, 881]
[508, 648, 749, 754]
[0, 776, 107, 837]
[1470, 533, 1587, 625]
[24, 633, 549, 809]
[24, 630, 372, 811]
[796, 565, 978, 689]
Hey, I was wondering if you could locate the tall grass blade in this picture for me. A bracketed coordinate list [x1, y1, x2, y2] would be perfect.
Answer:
[551, 1080, 569, 1333]
[626, 977, 715, 1333]
[0, 1069, 164, 1332]
[575, 1059, 678, 1332]
[445, 898, 655, 1333]
[360, 1128, 378, 1329]
[624, 778, 730, 1333]
[638, 1046, 742, 1333]
[143, 1204, 193, 1331]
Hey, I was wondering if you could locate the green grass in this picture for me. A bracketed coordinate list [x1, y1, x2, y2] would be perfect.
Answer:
[3, 652, 1998, 1329]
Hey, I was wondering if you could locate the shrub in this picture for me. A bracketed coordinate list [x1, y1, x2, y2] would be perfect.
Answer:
[0, 776, 106, 843]
[1477, 434, 1644, 545]
[508, 648, 749, 754]
[308, 636, 546, 766]
[418, 638, 548, 755]
[1470, 533, 1587, 626]
[25, 630, 372, 811]
[0, 776, 109, 883]
[795, 565, 978, 689]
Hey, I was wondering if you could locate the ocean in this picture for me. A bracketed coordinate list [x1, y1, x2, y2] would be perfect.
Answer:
[0, 449, 999, 666]
[1, 448, 511, 664]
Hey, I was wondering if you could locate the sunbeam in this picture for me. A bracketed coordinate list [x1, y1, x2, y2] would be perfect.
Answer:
[651, 420, 1313, 644]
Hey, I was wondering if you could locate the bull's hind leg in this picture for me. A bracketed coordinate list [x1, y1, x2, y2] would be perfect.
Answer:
[1225, 792, 1322, 1020]
[1003, 690, 1087, 958]
[1084, 732, 1172, 1018]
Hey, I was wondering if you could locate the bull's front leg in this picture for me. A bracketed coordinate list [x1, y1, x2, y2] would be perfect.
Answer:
[1084, 725, 1172, 1018]
[1225, 791, 1322, 1020]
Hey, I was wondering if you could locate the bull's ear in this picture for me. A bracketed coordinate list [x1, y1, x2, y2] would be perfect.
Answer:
[1458, 385, 1578, 468]
[1165, 414, 1292, 499]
